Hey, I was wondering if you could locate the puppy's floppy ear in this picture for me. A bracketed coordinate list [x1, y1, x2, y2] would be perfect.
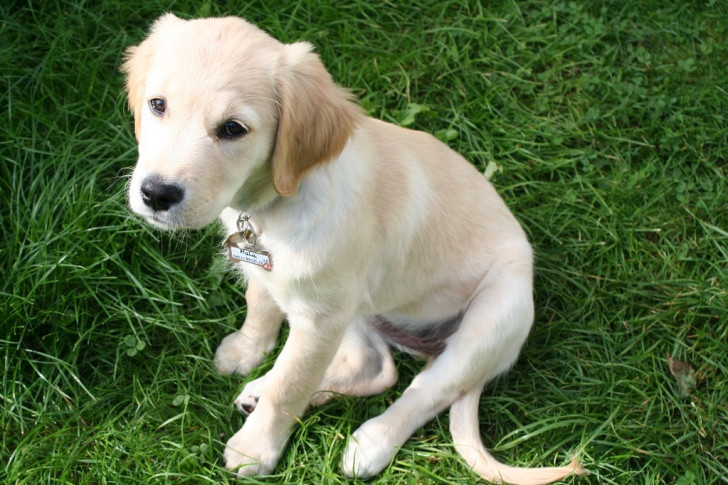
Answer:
[272, 42, 363, 197]
[121, 13, 183, 140]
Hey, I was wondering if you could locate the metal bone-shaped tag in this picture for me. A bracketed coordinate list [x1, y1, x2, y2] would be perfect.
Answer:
[223, 213, 273, 271]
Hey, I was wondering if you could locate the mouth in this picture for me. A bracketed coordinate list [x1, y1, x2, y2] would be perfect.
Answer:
[146, 215, 171, 230]
[150, 213, 168, 225]
[141, 210, 214, 232]
[139, 212, 181, 231]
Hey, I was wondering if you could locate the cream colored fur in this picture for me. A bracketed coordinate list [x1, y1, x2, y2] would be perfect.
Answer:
[123, 13, 582, 484]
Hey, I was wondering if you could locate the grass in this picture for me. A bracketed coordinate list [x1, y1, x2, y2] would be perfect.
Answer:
[1, 0, 726, 483]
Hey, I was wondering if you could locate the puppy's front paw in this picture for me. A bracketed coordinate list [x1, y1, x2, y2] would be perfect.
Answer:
[223, 446, 262, 477]
[234, 376, 264, 414]
[224, 425, 277, 477]
[341, 420, 397, 479]
[214, 331, 268, 376]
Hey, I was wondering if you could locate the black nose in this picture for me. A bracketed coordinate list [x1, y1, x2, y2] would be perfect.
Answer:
[140, 175, 184, 212]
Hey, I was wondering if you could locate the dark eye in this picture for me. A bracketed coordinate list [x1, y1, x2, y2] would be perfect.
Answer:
[149, 98, 166, 115]
[217, 120, 248, 140]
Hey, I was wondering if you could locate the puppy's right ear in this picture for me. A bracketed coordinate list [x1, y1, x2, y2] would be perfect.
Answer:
[121, 13, 183, 140]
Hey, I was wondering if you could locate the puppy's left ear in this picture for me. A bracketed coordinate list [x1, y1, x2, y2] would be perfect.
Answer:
[121, 13, 183, 139]
[272, 42, 363, 197]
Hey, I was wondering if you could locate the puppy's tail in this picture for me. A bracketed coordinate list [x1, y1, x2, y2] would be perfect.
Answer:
[450, 388, 583, 485]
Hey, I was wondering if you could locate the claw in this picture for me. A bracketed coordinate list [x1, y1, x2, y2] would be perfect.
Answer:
[239, 397, 258, 415]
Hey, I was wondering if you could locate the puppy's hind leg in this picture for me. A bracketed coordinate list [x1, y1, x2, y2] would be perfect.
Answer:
[342, 252, 580, 483]
[311, 317, 398, 406]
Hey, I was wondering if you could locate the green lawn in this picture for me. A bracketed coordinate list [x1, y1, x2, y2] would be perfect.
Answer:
[2, 1, 726, 483]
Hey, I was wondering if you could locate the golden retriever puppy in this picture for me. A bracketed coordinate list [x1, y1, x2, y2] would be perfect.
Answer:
[122, 13, 582, 484]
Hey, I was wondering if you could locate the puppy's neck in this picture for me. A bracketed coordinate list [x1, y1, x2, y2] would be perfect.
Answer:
[230, 180, 281, 214]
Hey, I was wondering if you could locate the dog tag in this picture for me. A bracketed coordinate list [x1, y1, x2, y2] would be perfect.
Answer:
[224, 232, 273, 271]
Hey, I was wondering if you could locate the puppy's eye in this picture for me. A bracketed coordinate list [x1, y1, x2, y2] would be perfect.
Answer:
[149, 98, 166, 115]
[217, 120, 248, 140]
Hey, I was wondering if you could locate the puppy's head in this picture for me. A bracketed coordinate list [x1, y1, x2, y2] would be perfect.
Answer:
[122, 13, 361, 230]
